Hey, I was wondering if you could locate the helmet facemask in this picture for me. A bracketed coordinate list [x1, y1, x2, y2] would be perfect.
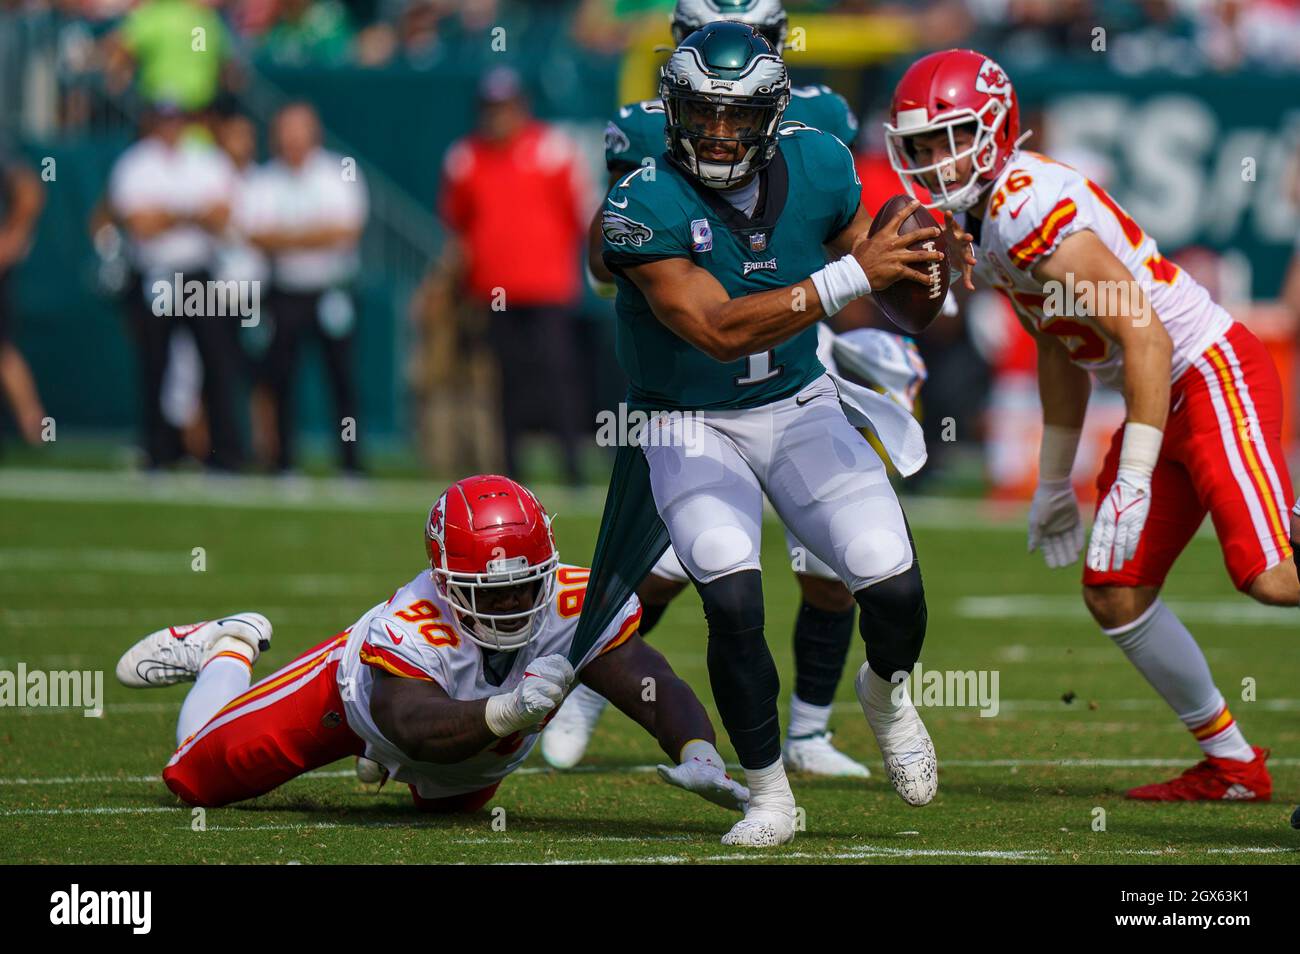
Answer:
[885, 98, 1009, 213]
[432, 551, 558, 652]
[661, 77, 788, 189]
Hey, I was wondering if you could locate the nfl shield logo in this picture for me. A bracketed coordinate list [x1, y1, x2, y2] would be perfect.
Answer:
[691, 218, 713, 252]
[748, 232, 768, 253]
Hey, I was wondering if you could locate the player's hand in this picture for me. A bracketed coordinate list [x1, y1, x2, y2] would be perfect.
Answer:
[1027, 478, 1085, 569]
[850, 199, 944, 291]
[1086, 469, 1152, 574]
[484, 654, 575, 736]
[942, 210, 977, 291]
[657, 755, 749, 812]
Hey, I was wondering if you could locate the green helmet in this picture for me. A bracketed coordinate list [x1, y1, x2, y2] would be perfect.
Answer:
[672, 0, 789, 53]
[659, 21, 791, 189]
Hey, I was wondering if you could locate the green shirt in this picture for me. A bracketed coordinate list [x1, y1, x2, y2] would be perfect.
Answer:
[602, 123, 861, 411]
[120, 0, 230, 112]
[604, 84, 858, 175]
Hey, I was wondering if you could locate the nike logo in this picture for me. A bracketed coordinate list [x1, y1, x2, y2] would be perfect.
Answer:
[796, 393, 817, 406]
[608, 196, 629, 209]
[384, 623, 404, 645]
[1008, 196, 1031, 219]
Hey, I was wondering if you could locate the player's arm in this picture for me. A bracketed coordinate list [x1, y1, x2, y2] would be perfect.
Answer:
[1034, 229, 1172, 572]
[578, 632, 714, 761]
[580, 633, 748, 811]
[368, 672, 495, 765]
[1033, 230, 1171, 433]
[369, 652, 573, 764]
[586, 171, 621, 284]
[622, 200, 942, 362]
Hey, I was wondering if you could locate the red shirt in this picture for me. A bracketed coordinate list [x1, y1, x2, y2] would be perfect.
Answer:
[439, 121, 590, 307]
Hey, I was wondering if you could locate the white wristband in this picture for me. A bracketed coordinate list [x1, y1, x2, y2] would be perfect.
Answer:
[1118, 421, 1163, 479]
[811, 254, 871, 317]
[1039, 425, 1082, 483]
[484, 693, 523, 738]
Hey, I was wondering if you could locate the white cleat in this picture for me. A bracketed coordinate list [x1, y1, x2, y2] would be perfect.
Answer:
[857, 665, 938, 806]
[783, 732, 871, 778]
[720, 805, 797, 847]
[115, 613, 272, 688]
[540, 683, 609, 769]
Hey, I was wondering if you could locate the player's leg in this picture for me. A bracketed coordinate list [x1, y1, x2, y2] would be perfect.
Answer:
[780, 526, 868, 778]
[645, 410, 794, 846]
[162, 631, 364, 807]
[1084, 357, 1270, 800]
[540, 547, 689, 769]
[758, 379, 935, 805]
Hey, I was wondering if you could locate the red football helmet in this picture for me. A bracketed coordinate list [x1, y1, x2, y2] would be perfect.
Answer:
[885, 49, 1024, 212]
[425, 475, 559, 651]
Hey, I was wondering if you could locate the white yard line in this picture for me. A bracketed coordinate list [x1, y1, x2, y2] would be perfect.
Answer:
[958, 595, 1297, 626]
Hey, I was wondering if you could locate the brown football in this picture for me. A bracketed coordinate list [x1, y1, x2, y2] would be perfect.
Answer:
[867, 194, 948, 335]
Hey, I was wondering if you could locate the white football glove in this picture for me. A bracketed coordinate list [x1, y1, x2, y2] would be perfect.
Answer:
[1027, 478, 1085, 569]
[1086, 469, 1152, 574]
[484, 653, 575, 737]
[657, 753, 749, 812]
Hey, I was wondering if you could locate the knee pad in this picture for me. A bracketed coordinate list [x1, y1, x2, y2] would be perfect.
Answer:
[855, 561, 927, 682]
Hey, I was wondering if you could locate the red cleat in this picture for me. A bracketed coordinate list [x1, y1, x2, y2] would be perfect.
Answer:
[1127, 746, 1271, 802]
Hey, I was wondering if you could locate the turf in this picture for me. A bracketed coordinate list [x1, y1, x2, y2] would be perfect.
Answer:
[1, 471, 1297, 864]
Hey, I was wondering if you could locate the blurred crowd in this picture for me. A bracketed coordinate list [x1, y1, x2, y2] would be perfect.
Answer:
[9, 0, 1300, 127]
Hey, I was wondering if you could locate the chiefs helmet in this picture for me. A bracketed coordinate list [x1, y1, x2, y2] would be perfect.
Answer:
[425, 475, 559, 652]
[884, 49, 1024, 213]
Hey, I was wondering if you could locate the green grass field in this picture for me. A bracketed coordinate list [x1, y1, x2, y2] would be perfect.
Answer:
[2, 469, 1298, 864]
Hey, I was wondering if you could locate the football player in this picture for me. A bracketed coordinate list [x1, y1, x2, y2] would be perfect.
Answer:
[584, 22, 945, 846]
[555, 0, 879, 780]
[544, 327, 928, 777]
[115, 474, 748, 824]
[886, 49, 1297, 801]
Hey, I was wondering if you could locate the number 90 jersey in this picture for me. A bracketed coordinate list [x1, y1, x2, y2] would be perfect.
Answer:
[966, 150, 1231, 391]
[336, 564, 642, 799]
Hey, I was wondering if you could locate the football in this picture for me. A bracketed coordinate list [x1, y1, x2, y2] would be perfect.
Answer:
[867, 194, 949, 334]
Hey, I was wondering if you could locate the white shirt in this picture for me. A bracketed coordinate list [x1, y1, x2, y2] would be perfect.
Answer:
[109, 136, 236, 275]
[337, 565, 642, 798]
[237, 149, 368, 292]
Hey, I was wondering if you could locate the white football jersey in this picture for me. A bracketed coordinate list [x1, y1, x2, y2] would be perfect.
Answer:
[965, 150, 1231, 390]
[337, 565, 642, 799]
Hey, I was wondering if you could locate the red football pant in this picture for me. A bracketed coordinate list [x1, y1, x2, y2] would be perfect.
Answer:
[1084, 322, 1293, 591]
[163, 633, 364, 807]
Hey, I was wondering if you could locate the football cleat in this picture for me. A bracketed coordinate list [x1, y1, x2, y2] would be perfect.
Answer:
[540, 683, 609, 769]
[857, 666, 938, 806]
[783, 731, 871, 778]
[115, 613, 272, 688]
[720, 805, 797, 848]
[1127, 747, 1272, 802]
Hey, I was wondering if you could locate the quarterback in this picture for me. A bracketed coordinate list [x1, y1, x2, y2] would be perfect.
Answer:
[886, 49, 1297, 800]
[115, 475, 748, 821]
[555, 0, 893, 781]
[585, 22, 945, 847]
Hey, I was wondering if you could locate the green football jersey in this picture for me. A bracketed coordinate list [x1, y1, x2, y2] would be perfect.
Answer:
[605, 84, 858, 175]
[601, 123, 861, 411]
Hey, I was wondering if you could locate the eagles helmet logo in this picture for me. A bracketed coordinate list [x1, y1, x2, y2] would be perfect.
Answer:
[603, 209, 654, 247]
[604, 121, 631, 156]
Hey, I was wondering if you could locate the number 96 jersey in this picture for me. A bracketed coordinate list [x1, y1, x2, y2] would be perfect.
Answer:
[336, 565, 642, 800]
[966, 150, 1231, 391]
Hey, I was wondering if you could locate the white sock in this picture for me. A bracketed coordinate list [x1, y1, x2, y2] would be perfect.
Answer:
[176, 653, 251, 746]
[787, 694, 832, 738]
[1103, 599, 1254, 762]
[742, 758, 795, 812]
[859, 663, 908, 726]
